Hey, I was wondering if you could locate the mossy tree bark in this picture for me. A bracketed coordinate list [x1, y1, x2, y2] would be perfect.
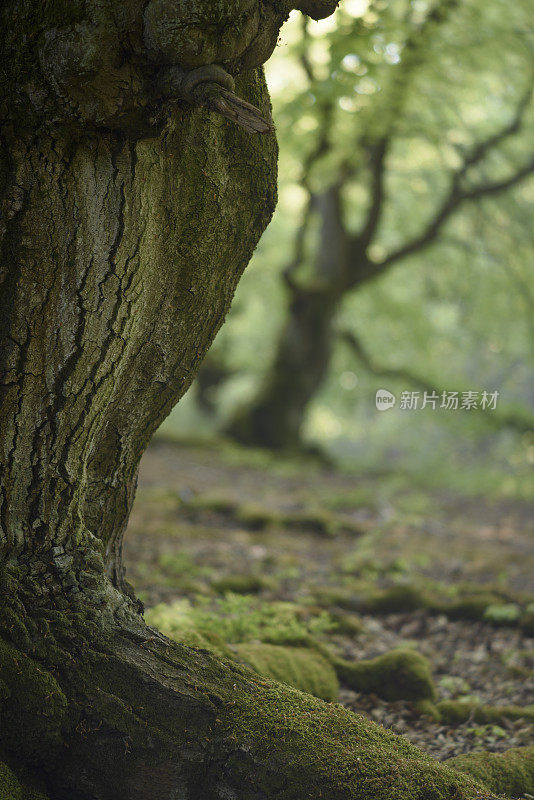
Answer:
[0, 2, 529, 799]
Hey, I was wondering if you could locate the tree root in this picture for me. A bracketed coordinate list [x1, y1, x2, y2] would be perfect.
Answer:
[1, 616, 528, 800]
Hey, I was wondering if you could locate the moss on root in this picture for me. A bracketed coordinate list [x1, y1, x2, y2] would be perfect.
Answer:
[220, 674, 489, 800]
[447, 746, 534, 798]
[0, 639, 67, 765]
[234, 642, 339, 701]
[147, 597, 434, 703]
[350, 584, 504, 620]
[364, 584, 433, 614]
[183, 494, 363, 536]
[334, 649, 436, 702]
[521, 610, 534, 635]
[0, 763, 49, 800]
[316, 580, 534, 629]
[0, 624, 524, 800]
[0, 762, 22, 800]
[437, 700, 534, 726]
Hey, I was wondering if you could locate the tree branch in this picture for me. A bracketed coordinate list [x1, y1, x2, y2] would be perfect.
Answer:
[354, 77, 533, 279]
[283, 195, 315, 291]
[358, 137, 390, 249]
[283, 16, 338, 292]
[374, 156, 534, 273]
[339, 329, 534, 433]
[454, 82, 533, 180]
[347, 0, 460, 282]
[340, 329, 437, 393]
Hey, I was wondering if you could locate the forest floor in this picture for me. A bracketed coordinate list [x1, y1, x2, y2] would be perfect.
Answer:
[124, 436, 534, 765]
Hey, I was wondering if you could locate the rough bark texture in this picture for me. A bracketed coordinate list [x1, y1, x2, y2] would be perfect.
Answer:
[0, 2, 529, 799]
[0, 78, 277, 596]
[0, 0, 286, 603]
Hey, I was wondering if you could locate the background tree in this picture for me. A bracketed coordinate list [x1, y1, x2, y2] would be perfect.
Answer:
[222, 0, 534, 450]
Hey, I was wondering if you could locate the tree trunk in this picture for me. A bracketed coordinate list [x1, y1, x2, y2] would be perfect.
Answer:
[0, 3, 527, 798]
[0, 74, 277, 588]
[226, 186, 349, 449]
[226, 288, 338, 449]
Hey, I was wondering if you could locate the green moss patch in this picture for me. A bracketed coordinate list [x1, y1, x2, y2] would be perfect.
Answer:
[146, 596, 336, 648]
[437, 700, 534, 726]
[173, 628, 234, 659]
[0, 763, 22, 800]
[0, 638, 67, 765]
[234, 642, 339, 701]
[447, 745, 534, 797]
[334, 648, 436, 702]
[211, 573, 275, 595]
[181, 494, 364, 536]
[328, 610, 365, 636]
[363, 584, 433, 614]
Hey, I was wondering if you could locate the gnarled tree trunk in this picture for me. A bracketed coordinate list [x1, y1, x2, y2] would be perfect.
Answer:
[0, 2, 527, 798]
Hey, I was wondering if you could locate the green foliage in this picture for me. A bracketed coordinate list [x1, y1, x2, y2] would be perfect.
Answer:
[234, 642, 339, 701]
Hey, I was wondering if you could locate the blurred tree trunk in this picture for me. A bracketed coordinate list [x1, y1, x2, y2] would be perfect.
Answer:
[226, 186, 354, 449]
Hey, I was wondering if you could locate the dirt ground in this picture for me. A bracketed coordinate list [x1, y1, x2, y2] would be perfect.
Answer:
[124, 438, 534, 764]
